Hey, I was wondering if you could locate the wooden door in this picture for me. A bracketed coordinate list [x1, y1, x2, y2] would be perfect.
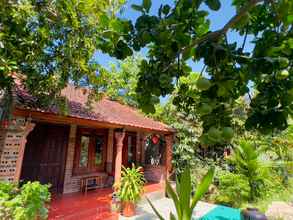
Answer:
[20, 123, 69, 194]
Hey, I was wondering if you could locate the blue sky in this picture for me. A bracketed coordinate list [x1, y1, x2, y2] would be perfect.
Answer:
[94, 0, 255, 72]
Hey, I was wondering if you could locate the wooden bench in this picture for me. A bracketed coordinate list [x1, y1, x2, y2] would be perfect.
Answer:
[80, 175, 103, 195]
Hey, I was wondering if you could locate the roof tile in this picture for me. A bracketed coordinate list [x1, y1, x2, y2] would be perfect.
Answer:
[15, 84, 173, 132]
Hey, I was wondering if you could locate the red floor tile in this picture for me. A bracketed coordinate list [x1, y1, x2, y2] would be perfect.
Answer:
[48, 183, 164, 220]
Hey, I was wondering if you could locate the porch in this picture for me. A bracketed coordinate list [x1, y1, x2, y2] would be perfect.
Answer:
[48, 182, 165, 220]
[16, 121, 172, 195]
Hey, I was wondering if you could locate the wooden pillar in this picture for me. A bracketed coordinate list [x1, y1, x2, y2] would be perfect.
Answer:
[164, 134, 173, 180]
[140, 134, 148, 166]
[14, 122, 35, 182]
[63, 124, 77, 194]
[135, 132, 141, 164]
[106, 128, 114, 174]
[114, 129, 125, 186]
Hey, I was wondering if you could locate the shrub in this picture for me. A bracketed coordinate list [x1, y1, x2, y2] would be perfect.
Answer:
[0, 181, 50, 220]
[215, 171, 250, 207]
[227, 140, 269, 201]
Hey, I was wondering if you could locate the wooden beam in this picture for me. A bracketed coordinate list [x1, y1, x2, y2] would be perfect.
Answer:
[13, 108, 174, 135]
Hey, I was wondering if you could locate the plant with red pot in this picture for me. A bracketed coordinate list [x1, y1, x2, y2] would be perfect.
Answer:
[115, 164, 145, 217]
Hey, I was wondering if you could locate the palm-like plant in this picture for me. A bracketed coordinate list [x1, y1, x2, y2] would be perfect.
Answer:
[147, 167, 215, 220]
[228, 140, 267, 200]
[115, 165, 145, 203]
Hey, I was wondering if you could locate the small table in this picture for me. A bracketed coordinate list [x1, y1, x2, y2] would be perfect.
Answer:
[80, 176, 101, 195]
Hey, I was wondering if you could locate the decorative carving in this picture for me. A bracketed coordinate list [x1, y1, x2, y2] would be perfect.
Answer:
[14, 122, 35, 182]
[0, 118, 35, 183]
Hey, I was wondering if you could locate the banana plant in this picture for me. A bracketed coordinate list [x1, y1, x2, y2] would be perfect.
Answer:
[147, 166, 215, 220]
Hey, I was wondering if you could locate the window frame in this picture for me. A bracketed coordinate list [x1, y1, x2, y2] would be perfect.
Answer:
[73, 128, 107, 175]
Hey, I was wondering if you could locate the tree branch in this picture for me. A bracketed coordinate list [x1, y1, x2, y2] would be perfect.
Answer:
[162, 0, 263, 73]
[241, 25, 249, 51]
[182, 0, 263, 54]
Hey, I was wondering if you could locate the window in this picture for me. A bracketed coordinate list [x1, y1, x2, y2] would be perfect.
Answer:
[74, 129, 107, 174]
[94, 136, 103, 166]
[127, 136, 134, 164]
[79, 136, 90, 167]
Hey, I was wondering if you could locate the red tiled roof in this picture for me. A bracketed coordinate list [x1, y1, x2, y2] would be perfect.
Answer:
[15, 84, 173, 133]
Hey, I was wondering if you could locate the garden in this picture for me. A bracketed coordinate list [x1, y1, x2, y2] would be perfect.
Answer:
[1, 0, 293, 219]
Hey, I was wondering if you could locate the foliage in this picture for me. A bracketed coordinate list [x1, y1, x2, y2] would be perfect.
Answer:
[154, 97, 201, 175]
[243, 178, 293, 213]
[123, 0, 293, 143]
[102, 55, 142, 107]
[227, 140, 269, 201]
[0, 0, 128, 119]
[1, 0, 292, 142]
[147, 166, 215, 220]
[214, 171, 250, 207]
[153, 73, 238, 175]
[261, 125, 293, 184]
[0, 181, 50, 220]
[115, 165, 145, 203]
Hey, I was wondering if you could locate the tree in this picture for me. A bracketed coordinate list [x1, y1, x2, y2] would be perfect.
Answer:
[124, 0, 293, 143]
[101, 56, 142, 107]
[0, 0, 129, 115]
[1, 0, 292, 142]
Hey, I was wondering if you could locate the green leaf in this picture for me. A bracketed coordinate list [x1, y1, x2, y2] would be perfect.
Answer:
[287, 15, 293, 23]
[191, 167, 215, 209]
[162, 5, 171, 15]
[131, 4, 144, 13]
[170, 212, 177, 220]
[146, 197, 165, 220]
[143, 0, 152, 13]
[179, 167, 191, 217]
[205, 0, 221, 11]
[99, 14, 109, 27]
[166, 180, 182, 219]
[110, 19, 124, 32]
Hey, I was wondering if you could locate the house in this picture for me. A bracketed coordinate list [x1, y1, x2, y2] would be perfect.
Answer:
[0, 78, 174, 194]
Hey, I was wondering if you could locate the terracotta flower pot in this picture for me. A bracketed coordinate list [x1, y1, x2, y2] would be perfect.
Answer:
[122, 201, 136, 217]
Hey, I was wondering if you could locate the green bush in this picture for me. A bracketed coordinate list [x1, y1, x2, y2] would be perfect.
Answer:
[228, 140, 269, 201]
[0, 181, 50, 220]
[215, 171, 250, 207]
[115, 165, 145, 203]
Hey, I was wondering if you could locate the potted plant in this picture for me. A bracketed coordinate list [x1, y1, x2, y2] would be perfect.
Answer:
[115, 165, 145, 217]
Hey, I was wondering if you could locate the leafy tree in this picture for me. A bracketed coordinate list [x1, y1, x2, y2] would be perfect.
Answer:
[1, 0, 292, 143]
[101, 56, 142, 107]
[124, 0, 293, 143]
[0, 0, 129, 117]
[154, 73, 248, 174]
